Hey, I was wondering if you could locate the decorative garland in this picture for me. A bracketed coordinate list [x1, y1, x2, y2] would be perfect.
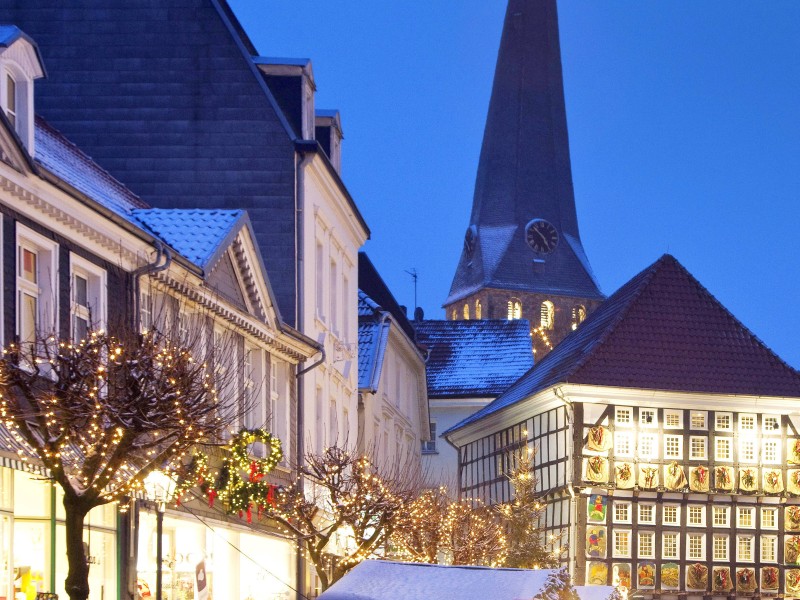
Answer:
[176, 428, 283, 522]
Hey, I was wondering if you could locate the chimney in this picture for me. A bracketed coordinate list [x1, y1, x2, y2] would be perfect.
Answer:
[254, 57, 316, 140]
[315, 109, 343, 174]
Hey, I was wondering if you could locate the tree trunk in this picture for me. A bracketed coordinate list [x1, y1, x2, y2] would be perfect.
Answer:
[63, 494, 92, 600]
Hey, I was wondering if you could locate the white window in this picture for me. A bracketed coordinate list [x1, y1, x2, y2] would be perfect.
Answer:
[713, 535, 728, 561]
[342, 275, 350, 341]
[328, 397, 338, 445]
[16, 228, 58, 347]
[613, 502, 631, 524]
[739, 439, 756, 463]
[763, 415, 780, 434]
[763, 439, 780, 464]
[662, 533, 679, 560]
[315, 241, 325, 319]
[715, 412, 732, 431]
[638, 532, 654, 558]
[614, 432, 632, 457]
[243, 347, 263, 432]
[612, 530, 631, 558]
[664, 409, 682, 429]
[615, 407, 632, 426]
[736, 535, 754, 562]
[715, 437, 732, 461]
[690, 410, 707, 430]
[739, 413, 756, 431]
[664, 435, 682, 459]
[329, 259, 338, 334]
[761, 507, 777, 530]
[4, 73, 16, 129]
[688, 505, 705, 527]
[761, 536, 777, 563]
[639, 433, 657, 459]
[638, 504, 655, 525]
[687, 534, 705, 560]
[639, 408, 657, 428]
[139, 289, 152, 332]
[663, 505, 680, 526]
[713, 506, 729, 527]
[737, 507, 755, 529]
[689, 436, 707, 460]
[69, 255, 106, 342]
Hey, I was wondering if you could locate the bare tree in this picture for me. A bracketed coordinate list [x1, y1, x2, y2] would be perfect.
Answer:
[0, 324, 243, 600]
[263, 445, 417, 591]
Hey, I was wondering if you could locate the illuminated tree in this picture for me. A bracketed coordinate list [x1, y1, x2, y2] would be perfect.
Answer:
[263, 446, 416, 591]
[391, 486, 508, 567]
[0, 326, 242, 600]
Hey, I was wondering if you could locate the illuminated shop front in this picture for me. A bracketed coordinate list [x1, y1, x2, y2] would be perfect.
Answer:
[0, 464, 117, 600]
[136, 507, 295, 600]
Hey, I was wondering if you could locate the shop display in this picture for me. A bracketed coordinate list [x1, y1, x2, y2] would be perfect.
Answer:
[587, 426, 612, 452]
[585, 527, 606, 559]
[638, 465, 658, 489]
[587, 495, 607, 524]
[660, 563, 679, 590]
[787, 506, 800, 532]
[761, 566, 779, 592]
[614, 462, 634, 489]
[688, 465, 709, 492]
[585, 457, 608, 484]
[664, 462, 685, 490]
[763, 469, 783, 494]
[736, 568, 757, 593]
[712, 567, 733, 593]
[686, 563, 708, 591]
[715, 466, 734, 491]
[637, 563, 655, 589]
[739, 468, 758, 493]
[587, 562, 608, 586]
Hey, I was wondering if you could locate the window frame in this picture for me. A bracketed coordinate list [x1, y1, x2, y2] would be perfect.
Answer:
[614, 431, 633, 457]
[762, 439, 780, 464]
[638, 531, 655, 559]
[715, 412, 733, 432]
[687, 505, 706, 528]
[712, 535, 728, 562]
[662, 504, 680, 527]
[689, 436, 707, 460]
[613, 501, 632, 524]
[738, 413, 756, 432]
[663, 409, 683, 429]
[712, 506, 730, 528]
[664, 434, 683, 459]
[760, 535, 778, 563]
[686, 533, 705, 561]
[736, 506, 755, 529]
[736, 535, 754, 562]
[762, 415, 781, 435]
[690, 410, 708, 430]
[69, 253, 107, 341]
[714, 437, 732, 462]
[638, 433, 658, 459]
[638, 503, 655, 525]
[639, 408, 657, 428]
[738, 438, 757, 463]
[16, 226, 59, 346]
[615, 407, 632, 427]
[612, 529, 631, 559]
[761, 507, 778, 530]
[662, 532, 679, 560]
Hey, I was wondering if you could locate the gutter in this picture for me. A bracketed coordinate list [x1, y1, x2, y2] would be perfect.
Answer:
[130, 240, 172, 329]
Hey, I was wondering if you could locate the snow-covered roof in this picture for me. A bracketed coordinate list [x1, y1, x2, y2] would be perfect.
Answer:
[358, 291, 390, 392]
[318, 560, 553, 600]
[575, 586, 615, 600]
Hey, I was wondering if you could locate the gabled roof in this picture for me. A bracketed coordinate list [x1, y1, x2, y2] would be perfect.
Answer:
[358, 252, 417, 342]
[358, 291, 390, 392]
[318, 560, 552, 600]
[0, 25, 46, 78]
[414, 319, 533, 398]
[447, 255, 800, 433]
[132, 208, 245, 270]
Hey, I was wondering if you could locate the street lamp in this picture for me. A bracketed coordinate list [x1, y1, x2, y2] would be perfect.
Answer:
[143, 470, 177, 600]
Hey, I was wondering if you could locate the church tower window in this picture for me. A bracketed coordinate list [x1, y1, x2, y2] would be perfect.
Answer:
[541, 301, 555, 330]
[507, 298, 522, 320]
[451, 309, 457, 320]
[463, 304, 469, 320]
[572, 304, 586, 330]
[475, 299, 482, 320]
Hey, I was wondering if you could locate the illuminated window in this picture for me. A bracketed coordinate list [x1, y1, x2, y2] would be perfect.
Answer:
[463, 303, 469, 319]
[639, 408, 656, 428]
[737, 507, 755, 529]
[663, 505, 680, 526]
[571, 304, 586, 330]
[739, 414, 756, 431]
[715, 438, 732, 461]
[662, 533, 679, 559]
[763, 415, 780, 433]
[451, 308, 457, 320]
[614, 432, 632, 457]
[688, 506, 705, 527]
[761, 507, 777, 530]
[739, 439, 756, 463]
[639, 433, 657, 459]
[664, 435, 682, 459]
[613, 502, 631, 524]
[613, 530, 631, 558]
[713, 535, 728, 561]
[638, 504, 655, 525]
[761, 536, 777, 562]
[664, 409, 682, 429]
[507, 298, 522, 320]
[713, 506, 729, 527]
[4, 73, 16, 128]
[615, 407, 632, 426]
[475, 300, 482, 320]
[763, 439, 780, 463]
[690, 436, 707, 460]
[737, 535, 754, 562]
[638, 532, 654, 558]
[690, 411, 707, 430]
[715, 412, 732, 431]
[687, 534, 705, 560]
[540, 300, 554, 330]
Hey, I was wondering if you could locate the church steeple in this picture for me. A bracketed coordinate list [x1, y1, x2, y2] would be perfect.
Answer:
[445, 0, 604, 357]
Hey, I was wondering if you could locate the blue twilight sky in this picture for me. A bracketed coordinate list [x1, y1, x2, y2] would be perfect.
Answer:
[229, 1, 800, 369]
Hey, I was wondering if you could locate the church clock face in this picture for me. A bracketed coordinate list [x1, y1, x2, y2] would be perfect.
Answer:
[525, 219, 559, 254]
[464, 225, 477, 258]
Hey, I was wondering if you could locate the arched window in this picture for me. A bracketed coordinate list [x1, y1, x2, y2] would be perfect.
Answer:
[572, 304, 587, 330]
[475, 299, 482, 320]
[541, 300, 555, 330]
[507, 298, 522, 320]
[463, 303, 470, 320]
[451, 308, 457, 321]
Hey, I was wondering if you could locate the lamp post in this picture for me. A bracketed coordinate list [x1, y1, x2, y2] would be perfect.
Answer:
[143, 470, 177, 600]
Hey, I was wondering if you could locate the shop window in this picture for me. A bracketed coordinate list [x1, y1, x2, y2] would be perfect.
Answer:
[475, 299, 482, 320]
[713, 506, 729, 527]
[571, 304, 586, 330]
[463, 303, 469, 319]
[713, 535, 728, 561]
[638, 532, 654, 558]
[662, 533, 679, 559]
[540, 300, 554, 330]
[639, 408, 656, 428]
[736, 535, 754, 562]
[715, 412, 732, 431]
[687, 534, 705, 560]
[689, 436, 707, 460]
[507, 298, 522, 320]
[761, 507, 777, 529]
[664, 409, 682, 429]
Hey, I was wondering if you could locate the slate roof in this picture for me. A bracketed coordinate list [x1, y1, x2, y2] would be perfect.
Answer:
[446, 0, 603, 305]
[358, 253, 417, 342]
[414, 319, 533, 398]
[132, 208, 245, 270]
[358, 291, 390, 392]
[447, 255, 800, 434]
[318, 560, 552, 600]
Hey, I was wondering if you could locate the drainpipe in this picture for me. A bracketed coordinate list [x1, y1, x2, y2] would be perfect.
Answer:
[130, 240, 172, 329]
[294, 146, 317, 598]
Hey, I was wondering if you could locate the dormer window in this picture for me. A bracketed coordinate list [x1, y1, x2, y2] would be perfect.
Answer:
[4, 73, 16, 128]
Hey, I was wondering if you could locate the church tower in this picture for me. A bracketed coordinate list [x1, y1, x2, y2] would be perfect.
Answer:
[444, 0, 604, 358]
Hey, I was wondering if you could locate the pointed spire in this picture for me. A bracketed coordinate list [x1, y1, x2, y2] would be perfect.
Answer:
[446, 0, 602, 306]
